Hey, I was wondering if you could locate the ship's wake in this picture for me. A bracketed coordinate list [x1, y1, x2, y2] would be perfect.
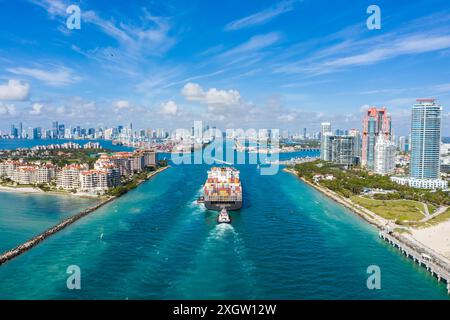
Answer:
[164, 222, 259, 299]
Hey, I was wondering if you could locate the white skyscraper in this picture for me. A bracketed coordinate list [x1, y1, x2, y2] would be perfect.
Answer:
[320, 122, 332, 161]
[374, 135, 396, 175]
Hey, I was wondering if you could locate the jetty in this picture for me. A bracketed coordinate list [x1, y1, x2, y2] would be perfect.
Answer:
[379, 231, 450, 294]
[0, 165, 169, 266]
[0, 197, 115, 265]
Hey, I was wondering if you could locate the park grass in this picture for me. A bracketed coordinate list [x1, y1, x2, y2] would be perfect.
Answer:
[350, 195, 426, 222]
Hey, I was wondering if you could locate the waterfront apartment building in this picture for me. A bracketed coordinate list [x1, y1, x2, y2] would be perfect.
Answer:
[390, 99, 447, 189]
[320, 122, 332, 161]
[374, 135, 396, 175]
[321, 134, 359, 167]
[410, 99, 442, 180]
[330, 136, 359, 166]
[57, 163, 89, 190]
[0, 160, 22, 178]
[94, 158, 120, 188]
[79, 170, 110, 193]
[0, 161, 56, 184]
[106, 150, 157, 176]
[349, 129, 361, 159]
[390, 176, 447, 189]
[362, 107, 392, 170]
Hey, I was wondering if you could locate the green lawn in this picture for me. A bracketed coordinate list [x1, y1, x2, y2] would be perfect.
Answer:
[350, 196, 426, 223]
[427, 203, 437, 214]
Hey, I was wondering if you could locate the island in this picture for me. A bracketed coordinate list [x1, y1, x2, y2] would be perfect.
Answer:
[0, 141, 167, 197]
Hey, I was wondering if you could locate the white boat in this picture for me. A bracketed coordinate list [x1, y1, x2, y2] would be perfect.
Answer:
[217, 208, 231, 224]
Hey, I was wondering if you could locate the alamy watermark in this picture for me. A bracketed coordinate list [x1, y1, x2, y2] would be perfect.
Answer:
[366, 5, 381, 30]
[366, 265, 381, 290]
[67, 265, 81, 290]
[66, 4, 81, 30]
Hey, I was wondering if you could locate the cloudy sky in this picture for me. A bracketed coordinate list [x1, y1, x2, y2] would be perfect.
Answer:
[0, 0, 450, 135]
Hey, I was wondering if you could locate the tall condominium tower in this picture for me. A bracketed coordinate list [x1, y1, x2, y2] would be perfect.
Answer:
[361, 107, 391, 170]
[410, 98, 442, 180]
[320, 122, 332, 161]
[348, 129, 361, 160]
[374, 135, 396, 175]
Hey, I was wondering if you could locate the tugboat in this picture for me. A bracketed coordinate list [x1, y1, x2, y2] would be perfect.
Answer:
[217, 208, 231, 224]
[197, 196, 205, 204]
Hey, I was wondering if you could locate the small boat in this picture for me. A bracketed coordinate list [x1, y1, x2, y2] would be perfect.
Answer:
[197, 196, 205, 204]
[217, 208, 231, 224]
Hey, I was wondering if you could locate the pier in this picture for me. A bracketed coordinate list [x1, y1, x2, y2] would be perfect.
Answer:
[379, 231, 450, 294]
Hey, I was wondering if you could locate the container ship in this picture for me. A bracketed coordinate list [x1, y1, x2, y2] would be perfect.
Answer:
[202, 167, 242, 211]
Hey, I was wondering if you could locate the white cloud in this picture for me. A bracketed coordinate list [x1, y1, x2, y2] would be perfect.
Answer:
[277, 114, 296, 122]
[32, 0, 175, 58]
[225, 0, 297, 31]
[275, 32, 450, 76]
[159, 100, 178, 115]
[114, 100, 131, 111]
[8, 66, 81, 87]
[30, 103, 44, 115]
[220, 32, 281, 58]
[0, 80, 30, 101]
[182, 82, 241, 107]
[56, 106, 66, 114]
[0, 103, 17, 116]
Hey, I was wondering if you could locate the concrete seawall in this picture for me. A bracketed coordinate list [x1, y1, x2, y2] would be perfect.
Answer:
[0, 166, 169, 266]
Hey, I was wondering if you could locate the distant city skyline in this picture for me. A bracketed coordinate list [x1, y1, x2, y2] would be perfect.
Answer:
[1, 1, 450, 134]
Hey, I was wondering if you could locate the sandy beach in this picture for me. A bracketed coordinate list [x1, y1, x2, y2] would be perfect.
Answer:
[408, 222, 450, 260]
[0, 185, 45, 194]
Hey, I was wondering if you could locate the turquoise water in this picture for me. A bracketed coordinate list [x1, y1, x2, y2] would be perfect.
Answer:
[0, 140, 449, 299]
[0, 193, 100, 253]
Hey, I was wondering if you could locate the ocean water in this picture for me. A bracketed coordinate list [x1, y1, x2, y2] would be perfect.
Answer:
[0, 192, 100, 253]
[0, 140, 448, 299]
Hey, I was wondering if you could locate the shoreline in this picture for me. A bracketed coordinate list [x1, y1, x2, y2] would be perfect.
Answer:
[283, 168, 387, 229]
[284, 167, 450, 292]
[0, 165, 170, 266]
[0, 185, 101, 199]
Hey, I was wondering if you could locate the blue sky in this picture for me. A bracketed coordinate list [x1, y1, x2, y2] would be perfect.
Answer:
[0, 0, 450, 135]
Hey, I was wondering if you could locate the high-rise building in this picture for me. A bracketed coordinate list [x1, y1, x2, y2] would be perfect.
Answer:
[52, 121, 59, 139]
[362, 107, 391, 170]
[320, 122, 332, 161]
[10, 124, 17, 138]
[374, 135, 396, 175]
[397, 136, 406, 153]
[391, 98, 447, 189]
[330, 135, 359, 166]
[348, 129, 361, 160]
[410, 98, 442, 180]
